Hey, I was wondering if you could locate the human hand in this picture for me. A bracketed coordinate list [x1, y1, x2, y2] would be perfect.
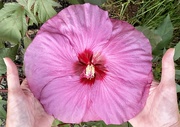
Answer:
[129, 48, 180, 127]
[4, 58, 54, 127]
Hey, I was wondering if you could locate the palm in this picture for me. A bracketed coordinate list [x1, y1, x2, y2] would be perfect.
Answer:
[5, 58, 54, 127]
[129, 81, 179, 127]
[129, 49, 180, 127]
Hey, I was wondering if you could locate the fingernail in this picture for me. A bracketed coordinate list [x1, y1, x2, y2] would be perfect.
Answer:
[3, 58, 8, 67]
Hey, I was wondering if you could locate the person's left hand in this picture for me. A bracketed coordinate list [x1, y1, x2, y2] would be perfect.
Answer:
[4, 58, 54, 127]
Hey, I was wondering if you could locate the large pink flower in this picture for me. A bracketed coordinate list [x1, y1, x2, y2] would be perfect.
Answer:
[24, 3, 153, 124]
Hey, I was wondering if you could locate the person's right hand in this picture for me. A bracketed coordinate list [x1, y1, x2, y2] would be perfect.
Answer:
[4, 58, 54, 127]
[129, 48, 180, 127]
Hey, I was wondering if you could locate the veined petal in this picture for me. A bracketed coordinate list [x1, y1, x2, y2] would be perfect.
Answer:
[101, 19, 152, 83]
[40, 3, 112, 53]
[24, 32, 77, 99]
[92, 76, 150, 124]
[91, 19, 153, 124]
[40, 77, 91, 123]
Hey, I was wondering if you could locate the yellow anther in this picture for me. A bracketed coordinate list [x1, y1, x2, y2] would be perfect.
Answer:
[85, 64, 95, 79]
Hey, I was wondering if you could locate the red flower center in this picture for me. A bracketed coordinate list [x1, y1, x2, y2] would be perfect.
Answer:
[74, 49, 107, 85]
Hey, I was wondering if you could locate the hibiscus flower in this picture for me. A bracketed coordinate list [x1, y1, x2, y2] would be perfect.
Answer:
[24, 3, 153, 124]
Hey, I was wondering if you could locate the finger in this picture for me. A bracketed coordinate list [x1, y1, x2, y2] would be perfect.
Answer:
[148, 81, 158, 95]
[3, 58, 20, 91]
[21, 78, 29, 88]
[21, 79, 32, 93]
[160, 48, 175, 85]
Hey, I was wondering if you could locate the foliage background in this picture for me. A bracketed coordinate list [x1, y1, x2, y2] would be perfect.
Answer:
[0, 0, 179, 126]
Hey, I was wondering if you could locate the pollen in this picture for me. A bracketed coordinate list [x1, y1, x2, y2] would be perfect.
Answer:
[85, 64, 95, 79]
[75, 49, 106, 85]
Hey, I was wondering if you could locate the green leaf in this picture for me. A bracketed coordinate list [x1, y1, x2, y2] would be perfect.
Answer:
[0, 119, 3, 126]
[176, 84, 180, 93]
[24, 37, 32, 49]
[22, 37, 32, 53]
[84, 0, 107, 5]
[52, 119, 62, 126]
[153, 14, 174, 55]
[0, 18, 21, 44]
[176, 70, 180, 80]
[136, 26, 162, 50]
[0, 41, 4, 49]
[82, 121, 128, 127]
[66, 0, 79, 4]
[0, 3, 21, 21]
[0, 3, 28, 44]
[0, 45, 19, 75]
[17, 0, 38, 25]
[17, 0, 35, 10]
[0, 1, 3, 9]
[174, 42, 180, 61]
[66, 0, 84, 4]
[0, 99, 6, 119]
[26, 10, 38, 25]
[27, 0, 36, 11]
[33, 0, 60, 23]
[16, 0, 28, 7]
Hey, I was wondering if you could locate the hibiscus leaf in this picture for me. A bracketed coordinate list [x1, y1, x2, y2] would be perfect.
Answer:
[0, 3, 21, 21]
[0, 3, 27, 44]
[136, 26, 162, 50]
[22, 37, 32, 53]
[176, 70, 180, 80]
[0, 1, 3, 9]
[23, 37, 32, 50]
[17, 0, 38, 25]
[83, 121, 126, 127]
[27, 0, 36, 11]
[176, 84, 180, 93]
[84, 0, 107, 5]
[0, 18, 22, 44]
[52, 119, 62, 126]
[33, 0, 60, 23]
[16, 0, 35, 10]
[26, 10, 38, 25]
[174, 42, 180, 61]
[0, 45, 18, 75]
[66, 0, 84, 4]
[153, 14, 174, 55]
[0, 41, 4, 49]
[16, 0, 27, 6]
[0, 99, 6, 119]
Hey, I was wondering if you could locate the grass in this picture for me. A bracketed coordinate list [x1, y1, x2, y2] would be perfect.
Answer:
[103, 0, 180, 30]
[102, 0, 180, 82]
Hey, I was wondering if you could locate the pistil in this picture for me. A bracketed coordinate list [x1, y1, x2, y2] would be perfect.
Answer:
[85, 64, 95, 79]
[74, 49, 107, 85]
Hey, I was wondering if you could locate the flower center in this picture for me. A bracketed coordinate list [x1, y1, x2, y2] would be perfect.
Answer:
[74, 49, 107, 85]
[85, 64, 95, 79]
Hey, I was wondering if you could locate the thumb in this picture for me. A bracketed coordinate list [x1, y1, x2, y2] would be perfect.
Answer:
[161, 48, 175, 85]
[3, 58, 20, 91]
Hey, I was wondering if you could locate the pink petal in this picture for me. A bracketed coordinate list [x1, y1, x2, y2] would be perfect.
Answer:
[91, 19, 153, 124]
[24, 4, 153, 125]
[100, 19, 152, 83]
[92, 76, 151, 124]
[40, 76, 94, 123]
[39, 3, 112, 53]
[24, 32, 77, 99]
